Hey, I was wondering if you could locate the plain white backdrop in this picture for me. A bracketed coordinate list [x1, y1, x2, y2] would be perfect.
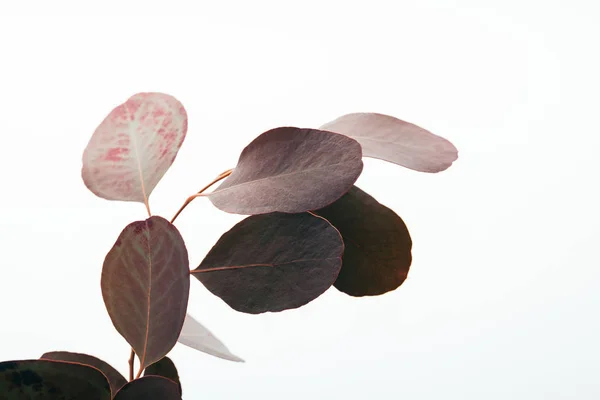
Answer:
[0, 1, 599, 398]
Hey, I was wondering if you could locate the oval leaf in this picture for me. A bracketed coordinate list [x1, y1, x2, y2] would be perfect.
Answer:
[40, 351, 127, 396]
[114, 376, 180, 400]
[208, 127, 363, 214]
[144, 356, 181, 395]
[192, 212, 344, 313]
[82, 92, 188, 204]
[0, 359, 110, 399]
[101, 216, 190, 372]
[314, 186, 412, 296]
[177, 313, 244, 362]
[320, 113, 458, 173]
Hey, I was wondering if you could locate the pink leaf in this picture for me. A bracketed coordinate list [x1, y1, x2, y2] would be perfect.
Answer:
[82, 93, 188, 204]
[320, 113, 458, 173]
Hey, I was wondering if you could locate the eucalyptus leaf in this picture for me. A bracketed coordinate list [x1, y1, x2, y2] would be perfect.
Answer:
[192, 212, 344, 313]
[101, 216, 190, 371]
[208, 127, 363, 214]
[321, 113, 458, 173]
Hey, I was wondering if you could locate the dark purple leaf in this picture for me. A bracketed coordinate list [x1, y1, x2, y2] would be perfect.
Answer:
[208, 127, 363, 214]
[192, 212, 344, 314]
[101, 216, 190, 372]
[314, 186, 412, 296]
[0, 359, 110, 399]
[114, 376, 180, 399]
[40, 351, 127, 396]
[321, 113, 458, 173]
[144, 357, 181, 395]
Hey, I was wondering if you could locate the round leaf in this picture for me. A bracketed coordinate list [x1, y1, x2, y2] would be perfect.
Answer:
[314, 186, 412, 296]
[208, 127, 363, 214]
[178, 313, 244, 362]
[114, 376, 180, 400]
[192, 212, 344, 313]
[0, 359, 110, 399]
[40, 351, 127, 396]
[321, 113, 458, 173]
[144, 356, 181, 395]
[82, 92, 188, 204]
[101, 216, 190, 371]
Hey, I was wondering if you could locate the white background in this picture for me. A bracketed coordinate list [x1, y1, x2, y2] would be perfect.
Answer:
[0, 1, 599, 399]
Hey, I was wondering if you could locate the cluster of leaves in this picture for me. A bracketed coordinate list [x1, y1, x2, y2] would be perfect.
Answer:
[0, 93, 457, 399]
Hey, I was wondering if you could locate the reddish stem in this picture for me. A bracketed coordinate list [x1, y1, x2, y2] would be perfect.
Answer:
[170, 168, 233, 224]
[128, 349, 135, 381]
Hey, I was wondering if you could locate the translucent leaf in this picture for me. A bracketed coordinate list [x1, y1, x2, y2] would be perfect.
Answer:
[177, 313, 244, 362]
[321, 113, 458, 173]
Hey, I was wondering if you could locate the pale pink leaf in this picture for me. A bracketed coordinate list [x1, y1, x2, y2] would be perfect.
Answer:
[177, 313, 244, 362]
[82, 92, 188, 203]
[320, 113, 458, 173]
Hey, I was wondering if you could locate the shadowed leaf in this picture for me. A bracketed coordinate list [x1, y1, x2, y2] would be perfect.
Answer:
[144, 357, 181, 395]
[208, 127, 363, 214]
[40, 351, 126, 396]
[101, 216, 190, 372]
[321, 113, 458, 173]
[0, 359, 110, 399]
[192, 212, 344, 313]
[82, 92, 188, 204]
[114, 376, 180, 399]
[314, 186, 412, 296]
[177, 313, 244, 362]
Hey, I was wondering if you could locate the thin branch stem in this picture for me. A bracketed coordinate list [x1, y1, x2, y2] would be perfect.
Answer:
[170, 168, 233, 224]
[135, 365, 144, 380]
[128, 349, 135, 381]
[143, 199, 152, 217]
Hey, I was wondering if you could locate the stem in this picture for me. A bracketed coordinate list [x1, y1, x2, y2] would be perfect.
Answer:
[170, 168, 233, 224]
[128, 349, 135, 381]
[136, 365, 144, 380]
[143, 199, 152, 217]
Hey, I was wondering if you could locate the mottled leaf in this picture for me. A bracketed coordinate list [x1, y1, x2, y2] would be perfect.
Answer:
[0, 359, 110, 399]
[114, 376, 180, 400]
[144, 357, 181, 395]
[82, 92, 188, 204]
[40, 351, 126, 396]
[321, 113, 458, 173]
[192, 212, 343, 313]
[314, 186, 412, 296]
[101, 216, 190, 372]
[208, 127, 363, 214]
[177, 313, 244, 362]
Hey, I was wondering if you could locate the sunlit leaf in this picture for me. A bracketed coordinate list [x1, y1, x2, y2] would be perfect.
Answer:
[101, 216, 190, 372]
[192, 212, 343, 313]
[0, 359, 110, 399]
[144, 357, 181, 395]
[82, 92, 188, 205]
[315, 186, 412, 296]
[321, 113, 458, 173]
[177, 313, 244, 362]
[208, 127, 363, 214]
[40, 351, 126, 396]
[114, 376, 180, 399]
